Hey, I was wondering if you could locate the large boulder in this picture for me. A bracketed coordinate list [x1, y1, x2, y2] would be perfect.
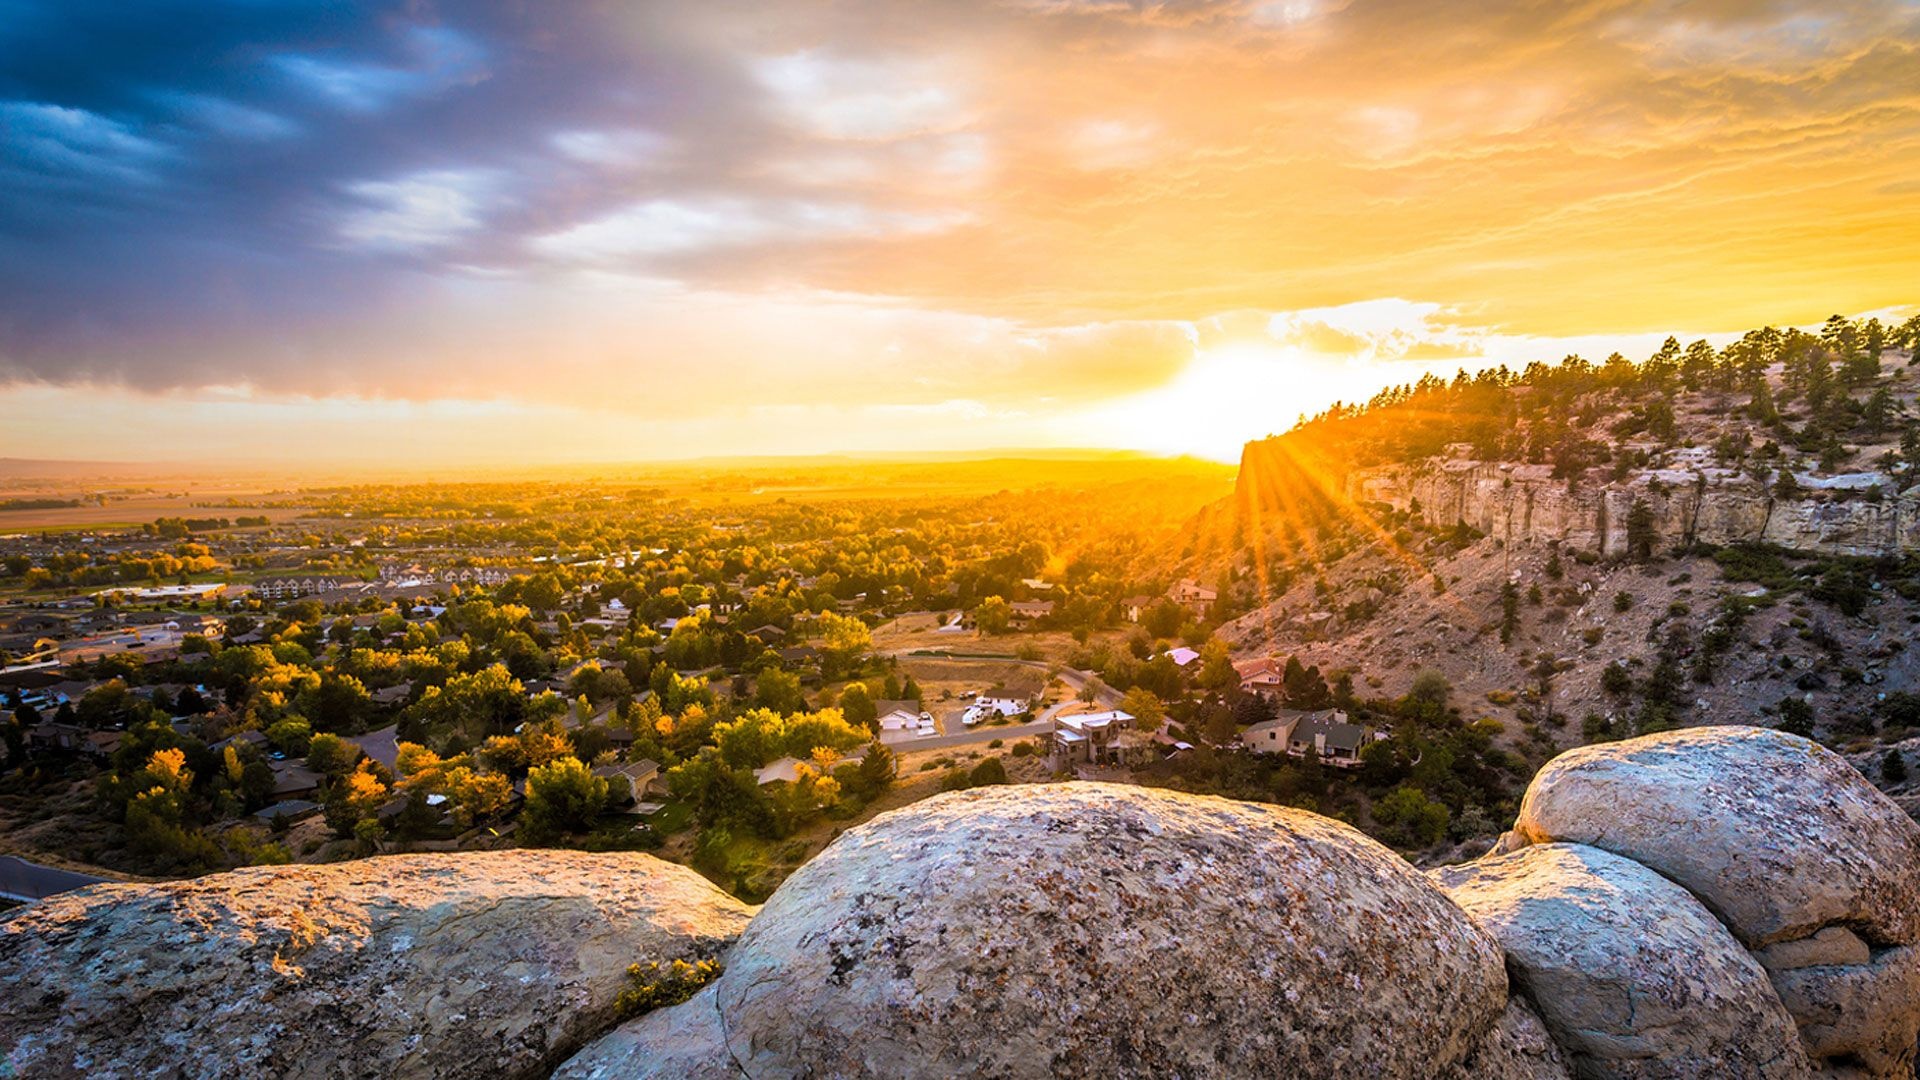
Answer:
[1511, 726, 1920, 1075]
[1512, 726, 1920, 948]
[0, 851, 754, 1080]
[1435, 842, 1811, 1079]
[683, 783, 1507, 1079]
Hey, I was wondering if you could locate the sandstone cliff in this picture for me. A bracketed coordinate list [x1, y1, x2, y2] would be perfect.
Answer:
[1236, 438, 1917, 557]
[3, 728, 1917, 1079]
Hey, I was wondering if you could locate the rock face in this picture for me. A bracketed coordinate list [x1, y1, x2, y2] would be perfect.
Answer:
[1513, 726, 1920, 949]
[1320, 453, 1918, 557]
[568, 782, 1510, 1079]
[0, 851, 754, 1080]
[1509, 725, 1920, 1078]
[1436, 843, 1811, 1078]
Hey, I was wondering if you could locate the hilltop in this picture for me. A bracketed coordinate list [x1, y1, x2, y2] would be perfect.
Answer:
[1210, 315, 1920, 762]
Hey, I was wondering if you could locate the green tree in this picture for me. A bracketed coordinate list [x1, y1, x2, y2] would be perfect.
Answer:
[838, 681, 878, 731]
[975, 596, 1012, 635]
[1373, 786, 1451, 848]
[523, 756, 610, 840]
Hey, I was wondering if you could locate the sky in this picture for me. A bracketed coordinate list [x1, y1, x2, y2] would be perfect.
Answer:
[0, 0, 1916, 467]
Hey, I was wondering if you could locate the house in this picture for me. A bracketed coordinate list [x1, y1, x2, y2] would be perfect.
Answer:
[595, 759, 662, 810]
[873, 699, 923, 733]
[746, 625, 786, 643]
[1240, 708, 1368, 768]
[1008, 600, 1054, 626]
[1170, 579, 1217, 615]
[1051, 709, 1134, 765]
[1122, 595, 1155, 623]
[1234, 657, 1286, 695]
[1166, 647, 1201, 667]
[776, 645, 821, 666]
[268, 761, 325, 800]
[252, 799, 323, 824]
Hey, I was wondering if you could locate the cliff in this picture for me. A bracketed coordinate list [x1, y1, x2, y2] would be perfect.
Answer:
[3, 728, 1917, 1078]
[1237, 437, 1919, 558]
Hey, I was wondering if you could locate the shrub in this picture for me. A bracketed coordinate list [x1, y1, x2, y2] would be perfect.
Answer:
[614, 959, 722, 1021]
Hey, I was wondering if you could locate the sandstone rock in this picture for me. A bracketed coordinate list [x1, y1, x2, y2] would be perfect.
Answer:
[554, 984, 740, 1080]
[1753, 927, 1874, 973]
[1768, 944, 1920, 1079]
[706, 783, 1509, 1079]
[1513, 725, 1920, 949]
[0, 851, 754, 1080]
[1438, 997, 1574, 1080]
[1435, 842, 1811, 1079]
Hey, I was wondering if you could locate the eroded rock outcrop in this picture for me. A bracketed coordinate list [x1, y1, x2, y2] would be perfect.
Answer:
[569, 783, 1510, 1079]
[1507, 725, 1920, 1076]
[1436, 843, 1811, 1078]
[10, 727, 1920, 1080]
[0, 851, 754, 1080]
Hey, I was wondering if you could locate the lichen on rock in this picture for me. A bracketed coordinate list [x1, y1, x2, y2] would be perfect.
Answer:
[0, 850, 754, 1080]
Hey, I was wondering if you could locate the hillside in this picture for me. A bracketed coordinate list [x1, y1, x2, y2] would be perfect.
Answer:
[1214, 317, 1920, 762]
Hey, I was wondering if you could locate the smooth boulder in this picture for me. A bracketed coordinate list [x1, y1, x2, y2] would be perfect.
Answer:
[1436, 842, 1811, 1079]
[0, 851, 754, 1080]
[1512, 725, 1920, 948]
[701, 783, 1509, 1078]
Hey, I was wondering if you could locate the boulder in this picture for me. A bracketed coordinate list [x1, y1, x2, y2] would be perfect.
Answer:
[554, 984, 740, 1080]
[1513, 726, 1920, 948]
[1767, 944, 1920, 1079]
[1438, 997, 1574, 1080]
[705, 783, 1509, 1079]
[1435, 842, 1811, 1079]
[0, 851, 754, 1080]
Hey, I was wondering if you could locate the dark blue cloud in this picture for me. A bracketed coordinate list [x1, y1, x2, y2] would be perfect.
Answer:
[0, 1, 773, 390]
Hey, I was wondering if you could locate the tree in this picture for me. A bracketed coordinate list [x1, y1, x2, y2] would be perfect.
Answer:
[1624, 499, 1658, 561]
[838, 681, 878, 731]
[816, 611, 872, 676]
[755, 668, 806, 714]
[969, 757, 1009, 786]
[1118, 686, 1166, 729]
[1776, 697, 1816, 738]
[1499, 580, 1520, 644]
[1407, 669, 1452, 718]
[1373, 786, 1451, 848]
[975, 596, 1011, 635]
[522, 756, 610, 840]
[1884, 749, 1909, 786]
[307, 732, 361, 776]
[1195, 639, 1237, 697]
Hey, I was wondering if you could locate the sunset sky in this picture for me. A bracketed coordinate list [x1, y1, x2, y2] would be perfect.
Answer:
[1, 1, 1916, 466]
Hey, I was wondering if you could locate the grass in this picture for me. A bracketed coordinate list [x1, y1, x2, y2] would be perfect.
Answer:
[647, 800, 694, 835]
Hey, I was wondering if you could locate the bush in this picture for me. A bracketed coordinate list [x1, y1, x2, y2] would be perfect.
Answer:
[1612, 592, 1634, 613]
[970, 757, 1009, 786]
[614, 959, 722, 1021]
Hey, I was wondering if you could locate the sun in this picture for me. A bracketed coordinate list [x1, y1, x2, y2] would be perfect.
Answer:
[1063, 342, 1381, 462]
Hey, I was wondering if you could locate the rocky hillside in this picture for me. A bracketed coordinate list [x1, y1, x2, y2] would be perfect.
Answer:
[1, 726, 1915, 1077]
[1212, 322, 1920, 758]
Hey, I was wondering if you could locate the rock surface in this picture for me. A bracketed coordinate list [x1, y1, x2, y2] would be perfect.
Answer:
[1435, 842, 1811, 1079]
[1512, 725, 1920, 949]
[1438, 997, 1574, 1080]
[0, 850, 754, 1080]
[554, 984, 741, 1080]
[705, 783, 1508, 1079]
[1767, 944, 1920, 1079]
